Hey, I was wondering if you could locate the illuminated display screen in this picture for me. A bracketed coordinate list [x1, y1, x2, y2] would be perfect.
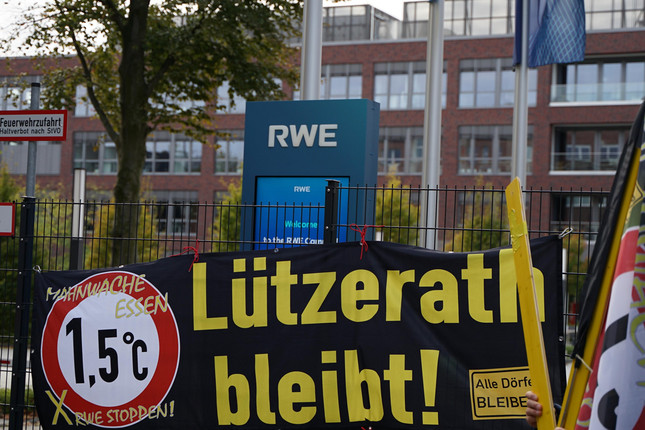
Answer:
[254, 177, 348, 249]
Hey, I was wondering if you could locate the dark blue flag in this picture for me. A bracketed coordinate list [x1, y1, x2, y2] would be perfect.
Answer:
[514, 0, 586, 67]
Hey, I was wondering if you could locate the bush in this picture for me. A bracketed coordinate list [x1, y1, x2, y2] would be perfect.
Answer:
[0, 387, 36, 414]
[375, 168, 420, 245]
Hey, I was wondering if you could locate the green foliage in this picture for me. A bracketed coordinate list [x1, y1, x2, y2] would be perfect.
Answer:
[4, 0, 302, 263]
[0, 387, 36, 414]
[0, 164, 19, 201]
[375, 170, 419, 245]
[0, 168, 69, 336]
[10, 0, 302, 156]
[446, 184, 508, 252]
[85, 202, 161, 269]
[212, 181, 242, 252]
[0, 164, 19, 337]
[18, 0, 302, 135]
[564, 234, 589, 297]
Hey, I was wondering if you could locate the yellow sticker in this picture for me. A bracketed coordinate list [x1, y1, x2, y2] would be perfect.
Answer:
[469, 367, 532, 420]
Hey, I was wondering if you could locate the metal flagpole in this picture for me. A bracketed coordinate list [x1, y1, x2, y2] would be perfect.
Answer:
[25, 83, 41, 196]
[421, 0, 444, 249]
[300, 0, 323, 100]
[9, 81, 40, 430]
[511, 0, 529, 187]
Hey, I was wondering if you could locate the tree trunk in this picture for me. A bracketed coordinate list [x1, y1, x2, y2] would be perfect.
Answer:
[111, 0, 150, 266]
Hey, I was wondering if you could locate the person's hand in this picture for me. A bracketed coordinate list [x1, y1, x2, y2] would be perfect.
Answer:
[525, 391, 542, 427]
[525, 391, 566, 430]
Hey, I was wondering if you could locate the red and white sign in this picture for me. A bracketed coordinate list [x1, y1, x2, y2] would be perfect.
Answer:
[0, 109, 68, 141]
[0, 203, 15, 236]
[41, 271, 180, 427]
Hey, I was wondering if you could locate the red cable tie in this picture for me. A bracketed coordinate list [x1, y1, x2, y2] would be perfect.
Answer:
[349, 224, 383, 259]
[170, 239, 200, 272]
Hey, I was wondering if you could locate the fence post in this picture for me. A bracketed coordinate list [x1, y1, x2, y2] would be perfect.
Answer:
[324, 180, 340, 244]
[70, 168, 86, 270]
[9, 196, 36, 430]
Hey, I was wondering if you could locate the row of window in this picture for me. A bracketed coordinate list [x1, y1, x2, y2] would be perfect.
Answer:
[552, 126, 627, 172]
[72, 131, 241, 175]
[376, 124, 622, 176]
[1, 125, 627, 177]
[458, 125, 533, 175]
[77, 189, 200, 236]
[293, 64, 362, 101]
[384, 124, 627, 175]
[0, 57, 630, 117]
[66, 56, 642, 118]
[356, 57, 641, 109]
[326, 0, 645, 42]
[553, 59, 645, 103]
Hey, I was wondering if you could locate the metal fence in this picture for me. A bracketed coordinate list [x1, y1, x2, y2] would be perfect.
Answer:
[0, 184, 608, 429]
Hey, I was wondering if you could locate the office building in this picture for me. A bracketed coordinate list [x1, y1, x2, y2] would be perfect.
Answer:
[1, 0, 644, 235]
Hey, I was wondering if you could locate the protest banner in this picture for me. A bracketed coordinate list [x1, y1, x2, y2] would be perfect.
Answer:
[32, 238, 565, 429]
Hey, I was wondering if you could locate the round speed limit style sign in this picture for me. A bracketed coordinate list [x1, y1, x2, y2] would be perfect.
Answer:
[41, 271, 180, 428]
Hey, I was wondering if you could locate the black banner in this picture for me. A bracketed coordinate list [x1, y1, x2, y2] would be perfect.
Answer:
[32, 237, 565, 429]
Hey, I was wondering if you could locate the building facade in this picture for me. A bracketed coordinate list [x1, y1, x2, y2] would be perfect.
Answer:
[1, 0, 644, 235]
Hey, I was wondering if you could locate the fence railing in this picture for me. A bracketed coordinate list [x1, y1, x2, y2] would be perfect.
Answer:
[0, 184, 609, 429]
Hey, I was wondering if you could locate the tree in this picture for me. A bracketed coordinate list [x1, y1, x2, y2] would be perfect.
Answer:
[0, 164, 20, 336]
[446, 184, 508, 252]
[4, 0, 302, 264]
[212, 180, 242, 252]
[563, 233, 588, 322]
[0, 165, 64, 336]
[375, 168, 419, 245]
[85, 201, 160, 269]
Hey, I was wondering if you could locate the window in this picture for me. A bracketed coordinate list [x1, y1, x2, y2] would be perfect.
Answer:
[378, 127, 424, 175]
[74, 85, 97, 117]
[73, 132, 118, 174]
[405, 0, 514, 38]
[400, 0, 644, 40]
[215, 130, 244, 174]
[551, 194, 607, 235]
[0, 141, 61, 174]
[323, 6, 370, 42]
[552, 58, 645, 103]
[552, 126, 629, 172]
[217, 81, 246, 114]
[74, 131, 201, 175]
[146, 135, 169, 173]
[373, 9, 399, 40]
[290, 5, 400, 43]
[327, 64, 362, 99]
[0, 76, 39, 110]
[374, 61, 446, 110]
[173, 135, 202, 173]
[293, 64, 362, 100]
[586, 0, 645, 30]
[145, 131, 201, 174]
[147, 190, 199, 236]
[458, 125, 533, 175]
[459, 58, 537, 108]
[151, 91, 206, 114]
[566, 144, 592, 163]
[403, 1, 430, 38]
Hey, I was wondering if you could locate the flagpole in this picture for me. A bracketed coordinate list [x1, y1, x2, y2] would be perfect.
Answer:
[421, 0, 444, 250]
[300, 0, 322, 100]
[511, 0, 529, 187]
